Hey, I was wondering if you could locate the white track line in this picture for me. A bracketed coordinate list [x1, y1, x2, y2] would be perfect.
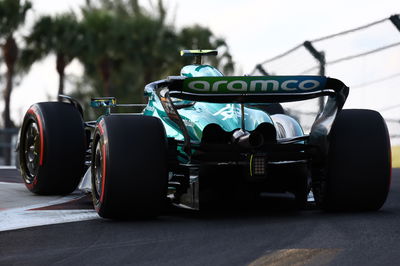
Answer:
[0, 192, 99, 232]
[0, 209, 99, 232]
[0, 166, 17, 169]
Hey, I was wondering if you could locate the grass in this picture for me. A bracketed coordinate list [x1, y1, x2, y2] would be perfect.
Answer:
[393, 146, 400, 168]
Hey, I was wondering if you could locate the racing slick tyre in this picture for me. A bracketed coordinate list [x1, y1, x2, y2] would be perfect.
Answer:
[317, 109, 391, 211]
[19, 102, 86, 195]
[92, 115, 168, 219]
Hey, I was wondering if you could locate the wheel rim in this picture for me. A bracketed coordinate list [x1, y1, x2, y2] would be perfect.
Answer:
[24, 121, 40, 181]
[93, 142, 103, 200]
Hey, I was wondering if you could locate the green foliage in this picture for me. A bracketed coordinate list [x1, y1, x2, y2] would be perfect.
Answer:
[0, 0, 32, 38]
[2, 0, 236, 122]
[75, 0, 235, 115]
[0, 0, 32, 129]
[19, 13, 83, 95]
[20, 13, 83, 71]
[77, 1, 177, 105]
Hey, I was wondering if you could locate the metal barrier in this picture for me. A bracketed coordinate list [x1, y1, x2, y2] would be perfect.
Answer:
[252, 14, 400, 142]
[0, 128, 19, 166]
[285, 109, 400, 145]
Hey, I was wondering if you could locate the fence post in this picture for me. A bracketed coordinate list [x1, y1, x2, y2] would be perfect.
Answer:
[0, 128, 18, 166]
[256, 64, 269, 76]
[303, 41, 326, 112]
[389, 14, 400, 32]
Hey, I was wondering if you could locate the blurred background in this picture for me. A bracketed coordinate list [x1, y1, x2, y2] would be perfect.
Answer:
[0, 0, 399, 166]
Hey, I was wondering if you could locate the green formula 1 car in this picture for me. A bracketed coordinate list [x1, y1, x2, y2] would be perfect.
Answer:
[18, 50, 392, 218]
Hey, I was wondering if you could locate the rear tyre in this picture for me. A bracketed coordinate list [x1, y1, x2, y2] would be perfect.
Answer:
[92, 115, 168, 219]
[19, 102, 86, 195]
[316, 109, 391, 211]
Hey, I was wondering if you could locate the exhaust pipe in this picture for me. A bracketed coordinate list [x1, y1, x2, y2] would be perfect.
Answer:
[202, 124, 231, 144]
[232, 129, 264, 148]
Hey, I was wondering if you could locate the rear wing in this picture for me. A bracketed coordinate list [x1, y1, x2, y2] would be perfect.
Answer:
[167, 76, 348, 108]
[145, 75, 349, 156]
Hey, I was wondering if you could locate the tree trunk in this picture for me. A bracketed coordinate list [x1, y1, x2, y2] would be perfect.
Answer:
[58, 71, 65, 97]
[98, 57, 111, 96]
[56, 54, 66, 97]
[2, 35, 18, 165]
[2, 36, 17, 128]
[3, 65, 14, 129]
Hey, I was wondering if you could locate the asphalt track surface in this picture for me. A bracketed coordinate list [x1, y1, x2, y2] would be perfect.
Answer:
[1, 168, 400, 266]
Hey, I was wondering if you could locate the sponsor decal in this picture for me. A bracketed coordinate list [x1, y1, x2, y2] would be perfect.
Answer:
[213, 104, 241, 120]
[145, 105, 155, 112]
[182, 76, 326, 94]
[183, 119, 195, 127]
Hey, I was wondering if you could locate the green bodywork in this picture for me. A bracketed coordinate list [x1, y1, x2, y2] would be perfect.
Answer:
[142, 64, 273, 142]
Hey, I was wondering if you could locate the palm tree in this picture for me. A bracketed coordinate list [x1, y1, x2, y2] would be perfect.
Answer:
[79, 8, 120, 96]
[79, 3, 175, 98]
[21, 13, 83, 96]
[76, 0, 235, 108]
[80, 0, 179, 97]
[0, 0, 32, 128]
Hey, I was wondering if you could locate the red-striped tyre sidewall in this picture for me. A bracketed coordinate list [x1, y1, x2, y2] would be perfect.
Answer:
[91, 115, 168, 219]
[19, 102, 86, 195]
